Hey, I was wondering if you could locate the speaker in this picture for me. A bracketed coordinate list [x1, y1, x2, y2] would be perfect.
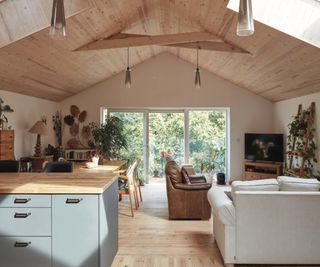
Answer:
[217, 172, 226, 185]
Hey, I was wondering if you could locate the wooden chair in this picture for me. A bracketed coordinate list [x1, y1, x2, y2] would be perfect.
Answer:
[118, 161, 138, 217]
[134, 159, 143, 204]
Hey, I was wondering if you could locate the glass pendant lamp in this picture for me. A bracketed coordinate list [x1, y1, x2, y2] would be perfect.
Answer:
[125, 48, 132, 88]
[195, 48, 201, 89]
[236, 0, 254, 37]
[50, 0, 66, 39]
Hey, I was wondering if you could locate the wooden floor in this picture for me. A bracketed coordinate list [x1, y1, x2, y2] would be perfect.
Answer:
[112, 183, 224, 267]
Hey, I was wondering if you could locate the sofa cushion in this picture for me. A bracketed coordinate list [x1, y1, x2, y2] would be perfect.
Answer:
[174, 182, 212, 191]
[277, 176, 320, 191]
[207, 188, 235, 226]
[181, 167, 191, 184]
[231, 179, 279, 199]
[165, 160, 182, 184]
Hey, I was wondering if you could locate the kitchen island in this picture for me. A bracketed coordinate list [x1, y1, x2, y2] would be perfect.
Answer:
[0, 168, 121, 267]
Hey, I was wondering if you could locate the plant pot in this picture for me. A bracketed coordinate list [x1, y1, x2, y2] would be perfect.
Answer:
[153, 170, 159, 177]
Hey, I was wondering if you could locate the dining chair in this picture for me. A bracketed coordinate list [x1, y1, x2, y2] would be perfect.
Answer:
[43, 161, 73, 172]
[134, 159, 143, 205]
[118, 161, 138, 217]
[0, 160, 20, 172]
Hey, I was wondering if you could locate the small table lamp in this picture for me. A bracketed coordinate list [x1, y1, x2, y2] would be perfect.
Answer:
[29, 121, 48, 157]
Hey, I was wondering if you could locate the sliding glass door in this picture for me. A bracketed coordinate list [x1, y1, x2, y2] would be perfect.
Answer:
[149, 112, 184, 178]
[103, 108, 229, 183]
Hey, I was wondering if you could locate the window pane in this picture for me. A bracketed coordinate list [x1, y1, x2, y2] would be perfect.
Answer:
[149, 112, 184, 178]
[189, 110, 227, 174]
[109, 112, 145, 182]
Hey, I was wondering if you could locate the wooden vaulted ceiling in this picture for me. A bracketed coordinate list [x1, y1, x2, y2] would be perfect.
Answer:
[0, 0, 320, 102]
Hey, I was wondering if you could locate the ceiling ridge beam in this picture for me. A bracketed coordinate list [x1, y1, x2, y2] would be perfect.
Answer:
[74, 31, 222, 51]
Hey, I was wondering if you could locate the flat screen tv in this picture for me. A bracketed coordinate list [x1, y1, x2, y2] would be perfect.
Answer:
[245, 133, 284, 162]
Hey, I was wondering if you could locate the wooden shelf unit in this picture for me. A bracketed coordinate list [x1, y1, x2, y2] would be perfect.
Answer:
[244, 161, 282, 180]
[65, 148, 95, 162]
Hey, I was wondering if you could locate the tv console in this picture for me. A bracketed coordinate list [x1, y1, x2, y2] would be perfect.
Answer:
[243, 161, 282, 180]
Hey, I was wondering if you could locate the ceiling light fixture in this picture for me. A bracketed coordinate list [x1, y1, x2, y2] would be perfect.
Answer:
[195, 48, 201, 89]
[237, 0, 254, 37]
[50, 0, 66, 39]
[125, 48, 132, 88]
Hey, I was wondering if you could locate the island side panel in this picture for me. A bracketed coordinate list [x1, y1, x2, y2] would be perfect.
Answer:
[99, 179, 118, 267]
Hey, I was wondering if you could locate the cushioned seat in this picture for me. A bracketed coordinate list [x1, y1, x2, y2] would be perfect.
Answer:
[277, 176, 320, 191]
[43, 161, 73, 172]
[0, 160, 20, 172]
[174, 182, 211, 191]
[231, 178, 279, 199]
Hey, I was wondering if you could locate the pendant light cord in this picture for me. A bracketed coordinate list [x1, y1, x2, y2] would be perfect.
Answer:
[196, 48, 199, 68]
[127, 47, 130, 68]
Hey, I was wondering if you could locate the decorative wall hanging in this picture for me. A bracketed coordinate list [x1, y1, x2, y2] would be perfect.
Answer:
[0, 97, 14, 130]
[64, 105, 90, 148]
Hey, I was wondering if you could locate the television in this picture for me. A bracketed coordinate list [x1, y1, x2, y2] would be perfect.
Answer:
[245, 133, 284, 162]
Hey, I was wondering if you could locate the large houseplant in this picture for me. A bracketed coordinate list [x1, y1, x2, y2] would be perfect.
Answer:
[89, 116, 127, 161]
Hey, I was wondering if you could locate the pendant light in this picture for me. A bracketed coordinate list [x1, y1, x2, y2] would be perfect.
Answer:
[49, 0, 66, 39]
[125, 48, 132, 88]
[236, 0, 254, 37]
[195, 48, 201, 89]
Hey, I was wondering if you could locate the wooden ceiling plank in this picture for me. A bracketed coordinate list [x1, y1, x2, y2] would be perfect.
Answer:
[75, 31, 222, 51]
[163, 41, 250, 54]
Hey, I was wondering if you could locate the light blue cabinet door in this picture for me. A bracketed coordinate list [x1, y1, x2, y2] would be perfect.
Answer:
[52, 195, 99, 267]
[0, 236, 51, 267]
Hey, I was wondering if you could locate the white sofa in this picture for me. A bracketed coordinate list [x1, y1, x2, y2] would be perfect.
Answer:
[207, 177, 320, 266]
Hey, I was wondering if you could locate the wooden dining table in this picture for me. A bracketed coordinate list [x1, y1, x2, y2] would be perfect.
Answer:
[73, 160, 127, 174]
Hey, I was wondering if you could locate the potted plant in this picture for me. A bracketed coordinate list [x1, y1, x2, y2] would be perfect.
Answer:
[0, 97, 14, 130]
[89, 116, 127, 162]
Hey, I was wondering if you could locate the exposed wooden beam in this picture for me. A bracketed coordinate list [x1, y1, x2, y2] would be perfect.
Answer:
[163, 41, 250, 54]
[75, 32, 223, 51]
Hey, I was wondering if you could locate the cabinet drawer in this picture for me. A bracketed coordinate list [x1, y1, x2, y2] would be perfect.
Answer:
[0, 236, 51, 267]
[0, 130, 14, 142]
[0, 194, 51, 208]
[0, 208, 51, 236]
[0, 143, 14, 151]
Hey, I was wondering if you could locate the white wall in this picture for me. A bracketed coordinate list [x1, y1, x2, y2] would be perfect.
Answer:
[0, 90, 58, 159]
[60, 52, 274, 180]
[273, 92, 320, 173]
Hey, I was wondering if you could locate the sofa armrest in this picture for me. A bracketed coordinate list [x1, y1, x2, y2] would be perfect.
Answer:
[174, 182, 212, 191]
[189, 175, 207, 184]
[207, 188, 235, 226]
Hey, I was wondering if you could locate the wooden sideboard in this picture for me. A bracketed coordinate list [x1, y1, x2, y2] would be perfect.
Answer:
[244, 161, 282, 180]
[0, 130, 14, 160]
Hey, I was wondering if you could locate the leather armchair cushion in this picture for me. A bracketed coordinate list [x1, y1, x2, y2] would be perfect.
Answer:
[181, 167, 191, 184]
[174, 182, 212, 191]
[165, 160, 183, 184]
[189, 175, 207, 184]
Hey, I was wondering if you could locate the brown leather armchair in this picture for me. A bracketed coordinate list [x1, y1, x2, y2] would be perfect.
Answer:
[165, 160, 212, 220]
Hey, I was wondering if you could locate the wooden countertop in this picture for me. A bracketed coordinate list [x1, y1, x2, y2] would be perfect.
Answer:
[0, 160, 127, 194]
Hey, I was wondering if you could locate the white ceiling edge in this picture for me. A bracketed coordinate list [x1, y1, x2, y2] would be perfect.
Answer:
[228, 0, 320, 48]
